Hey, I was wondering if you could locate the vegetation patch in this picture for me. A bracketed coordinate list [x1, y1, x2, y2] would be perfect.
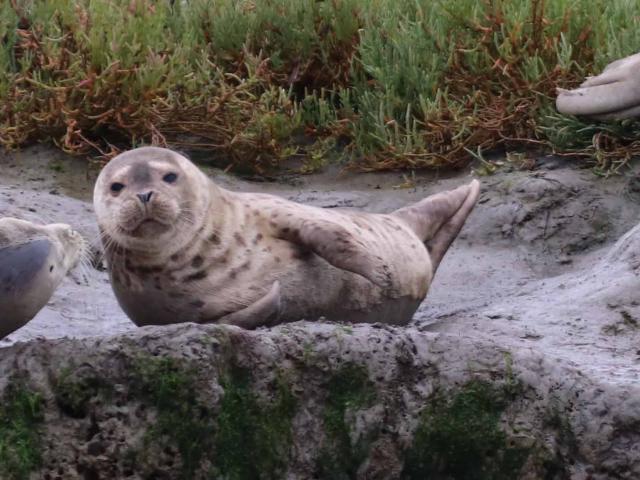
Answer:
[0, 378, 45, 480]
[316, 363, 377, 479]
[214, 366, 296, 480]
[53, 366, 112, 418]
[402, 380, 529, 480]
[2, 0, 640, 172]
[130, 356, 216, 478]
[50, 355, 297, 479]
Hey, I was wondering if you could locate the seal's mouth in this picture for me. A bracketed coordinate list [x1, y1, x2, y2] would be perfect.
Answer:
[129, 218, 171, 237]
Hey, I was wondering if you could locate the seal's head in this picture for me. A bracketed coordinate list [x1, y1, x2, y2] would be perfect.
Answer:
[93, 146, 211, 252]
[0, 217, 86, 338]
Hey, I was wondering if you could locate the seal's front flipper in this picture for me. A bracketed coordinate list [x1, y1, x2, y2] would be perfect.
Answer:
[392, 180, 480, 274]
[277, 219, 393, 290]
[216, 281, 282, 329]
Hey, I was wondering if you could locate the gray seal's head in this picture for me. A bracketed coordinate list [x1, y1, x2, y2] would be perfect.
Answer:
[0, 217, 85, 339]
[93, 146, 213, 254]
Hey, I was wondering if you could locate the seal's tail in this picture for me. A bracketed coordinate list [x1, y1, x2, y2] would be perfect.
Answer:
[392, 179, 480, 274]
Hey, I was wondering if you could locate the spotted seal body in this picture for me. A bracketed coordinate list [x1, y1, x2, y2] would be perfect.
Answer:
[0, 218, 85, 339]
[94, 147, 480, 329]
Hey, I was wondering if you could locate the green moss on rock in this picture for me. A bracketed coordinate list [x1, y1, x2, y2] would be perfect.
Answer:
[317, 364, 377, 479]
[214, 367, 296, 480]
[131, 356, 215, 478]
[403, 380, 529, 480]
[541, 407, 576, 478]
[0, 379, 44, 480]
[54, 367, 111, 418]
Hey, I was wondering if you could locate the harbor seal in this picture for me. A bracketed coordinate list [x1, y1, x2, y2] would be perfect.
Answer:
[94, 146, 480, 329]
[556, 51, 640, 120]
[0, 218, 86, 339]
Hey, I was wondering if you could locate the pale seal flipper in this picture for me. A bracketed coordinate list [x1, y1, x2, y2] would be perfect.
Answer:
[392, 179, 480, 274]
[215, 281, 282, 329]
[0, 218, 85, 339]
[275, 217, 396, 289]
[556, 51, 640, 120]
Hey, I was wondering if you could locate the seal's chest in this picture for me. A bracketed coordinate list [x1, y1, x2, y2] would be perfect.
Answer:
[115, 263, 250, 325]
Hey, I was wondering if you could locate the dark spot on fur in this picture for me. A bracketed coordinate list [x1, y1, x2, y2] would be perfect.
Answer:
[49, 265, 54, 272]
[274, 256, 281, 263]
[229, 270, 237, 279]
[190, 300, 205, 308]
[213, 251, 229, 264]
[209, 233, 220, 244]
[241, 260, 251, 270]
[191, 255, 204, 268]
[184, 270, 208, 282]
[170, 253, 181, 262]
[136, 265, 163, 275]
[291, 245, 312, 260]
[281, 227, 290, 234]
[269, 221, 277, 229]
[253, 233, 263, 245]
[233, 232, 247, 247]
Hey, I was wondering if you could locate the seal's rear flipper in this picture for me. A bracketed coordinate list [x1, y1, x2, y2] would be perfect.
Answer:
[215, 281, 282, 330]
[392, 179, 480, 274]
[556, 51, 640, 119]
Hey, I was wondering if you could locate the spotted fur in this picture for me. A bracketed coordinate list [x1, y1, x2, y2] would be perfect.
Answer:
[95, 147, 480, 328]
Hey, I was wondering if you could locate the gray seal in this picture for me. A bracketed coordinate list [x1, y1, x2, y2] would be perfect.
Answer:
[0, 218, 85, 339]
[94, 147, 480, 329]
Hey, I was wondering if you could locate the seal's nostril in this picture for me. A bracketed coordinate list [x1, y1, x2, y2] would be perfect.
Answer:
[137, 191, 153, 204]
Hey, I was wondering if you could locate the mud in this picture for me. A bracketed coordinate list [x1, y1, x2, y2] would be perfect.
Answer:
[1, 145, 640, 388]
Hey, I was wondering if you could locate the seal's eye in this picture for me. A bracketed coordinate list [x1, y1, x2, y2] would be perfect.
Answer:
[163, 172, 178, 184]
[110, 182, 125, 193]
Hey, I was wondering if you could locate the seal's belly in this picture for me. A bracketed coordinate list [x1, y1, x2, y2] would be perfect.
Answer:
[110, 238, 325, 326]
[110, 221, 431, 327]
